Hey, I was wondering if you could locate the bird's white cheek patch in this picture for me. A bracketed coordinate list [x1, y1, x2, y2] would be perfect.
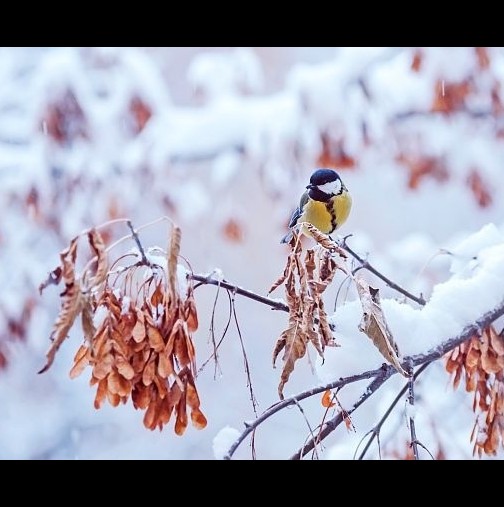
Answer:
[318, 180, 341, 195]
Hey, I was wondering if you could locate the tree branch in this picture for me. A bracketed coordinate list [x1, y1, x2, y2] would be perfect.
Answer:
[340, 237, 426, 306]
[222, 367, 386, 460]
[289, 369, 394, 460]
[126, 220, 150, 266]
[190, 274, 289, 313]
[356, 361, 430, 460]
[407, 364, 420, 460]
[224, 298, 504, 460]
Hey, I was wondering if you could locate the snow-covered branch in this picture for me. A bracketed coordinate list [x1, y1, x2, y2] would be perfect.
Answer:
[224, 297, 504, 459]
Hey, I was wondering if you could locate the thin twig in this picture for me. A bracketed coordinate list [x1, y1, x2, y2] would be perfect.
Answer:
[223, 366, 388, 460]
[356, 361, 430, 460]
[191, 274, 289, 313]
[416, 441, 436, 460]
[209, 280, 223, 378]
[293, 398, 320, 460]
[231, 291, 258, 416]
[126, 220, 150, 266]
[340, 237, 426, 306]
[407, 364, 420, 460]
[290, 370, 393, 460]
[197, 289, 233, 376]
[225, 298, 504, 459]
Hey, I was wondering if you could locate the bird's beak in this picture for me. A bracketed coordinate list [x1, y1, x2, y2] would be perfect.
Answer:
[306, 184, 315, 190]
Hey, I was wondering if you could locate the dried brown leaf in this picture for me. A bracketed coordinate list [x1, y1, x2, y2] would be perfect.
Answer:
[490, 328, 504, 355]
[184, 296, 199, 332]
[107, 391, 121, 407]
[453, 365, 463, 390]
[132, 348, 150, 373]
[91, 323, 109, 357]
[151, 282, 164, 308]
[39, 282, 83, 374]
[132, 384, 151, 410]
[168, 226, 182, 301]
[39, 266, 62, 294]
[132, 310, 146, 343]
[175, 388, 188, 436]
[317, 299, 337, 348]
[81, 297, 96, 344]
[186, 374, 200, 409]
[69, 344, 90, 379]
[153, 374, 169, 399]
[303, 223, 347, 259]
[268, 255, 292, 295]
[87, 228, 108, 287]
[191, 408, 208, 429]
[466, 345, 480, 369]
[107, 370, 131, 397]
[115, 356, 135, 380]
[158, 348, 174, 378]
[322, 389, 336, 408]
[158, 394, 174, 427]
[482, 351, 502, 374]
[116, 310, 136, 341]
[92, 353, 114, 380]
[142, 356, 156, 386]
[147, 325, 165, 353]
[355, 276, 407, 377]
[276, 325, 307, 399]
[109, 327, 129, 358]
[143, 398, 159, 430]
[94, 378, 108, 409]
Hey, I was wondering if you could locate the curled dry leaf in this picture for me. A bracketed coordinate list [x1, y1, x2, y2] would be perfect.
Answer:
[39, 237, 83, 374]
[168, 225, 182, 301]
[322, 389, 336, 408]
[354, 276, 408, 377]
[87, 228, 108, 288]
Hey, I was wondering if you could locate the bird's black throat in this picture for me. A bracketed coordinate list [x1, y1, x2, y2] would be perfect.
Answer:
[308, 187, 332, 202]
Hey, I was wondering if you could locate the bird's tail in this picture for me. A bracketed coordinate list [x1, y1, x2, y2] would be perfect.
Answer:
[280, 231, 293, 244]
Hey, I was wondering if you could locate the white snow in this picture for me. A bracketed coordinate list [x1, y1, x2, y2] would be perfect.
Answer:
[212, 426, 240, 460]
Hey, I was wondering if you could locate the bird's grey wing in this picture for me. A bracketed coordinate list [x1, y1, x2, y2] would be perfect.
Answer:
[287, 190, 309, 228]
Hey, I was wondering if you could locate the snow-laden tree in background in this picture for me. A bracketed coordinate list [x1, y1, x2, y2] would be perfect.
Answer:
[1, 47, 504, 459]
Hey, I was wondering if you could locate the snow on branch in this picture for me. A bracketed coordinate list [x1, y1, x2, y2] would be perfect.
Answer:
[224, 297, 504, 460]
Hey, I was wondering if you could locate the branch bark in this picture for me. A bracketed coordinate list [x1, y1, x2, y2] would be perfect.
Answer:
[224, 298, 504, 460]
[341, 238, 426, 306]
[190, 274, 289, 313]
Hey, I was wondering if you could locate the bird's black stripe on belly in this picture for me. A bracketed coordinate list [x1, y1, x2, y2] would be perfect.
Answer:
[325, 200, 337, 234]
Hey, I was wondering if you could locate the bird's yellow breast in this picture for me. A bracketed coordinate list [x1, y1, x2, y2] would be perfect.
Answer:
[301, 191, 352, 235]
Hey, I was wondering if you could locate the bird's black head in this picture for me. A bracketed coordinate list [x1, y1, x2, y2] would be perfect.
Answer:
[306, 168, 344, 201]
[309, 169, 340, 187]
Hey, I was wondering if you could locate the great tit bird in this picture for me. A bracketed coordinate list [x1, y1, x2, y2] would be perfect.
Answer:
[281, 168, 352, 244]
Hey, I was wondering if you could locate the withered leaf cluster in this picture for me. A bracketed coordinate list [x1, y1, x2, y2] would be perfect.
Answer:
[270, 231, 345, 398]
[39, 225, 206, 435]
[446, 326, 504, 456]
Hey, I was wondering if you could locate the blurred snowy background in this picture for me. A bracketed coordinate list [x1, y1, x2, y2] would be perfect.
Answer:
[1, 47, 504, 460]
